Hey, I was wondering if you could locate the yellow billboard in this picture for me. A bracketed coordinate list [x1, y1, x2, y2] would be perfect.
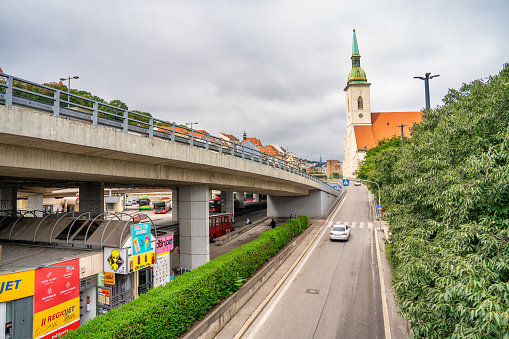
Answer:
[0, 270, 35, 302]
[33, 297, 80, 339]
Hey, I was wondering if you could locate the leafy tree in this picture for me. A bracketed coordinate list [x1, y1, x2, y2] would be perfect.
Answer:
[363, 64, 509, 338]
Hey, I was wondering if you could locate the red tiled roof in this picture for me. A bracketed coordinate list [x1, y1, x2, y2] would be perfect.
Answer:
[354, 112, 422, 150]
[259, 145, 281, 156]
[221, 133, 239, 142]
[0, 67, 3, 73]
[245, 137, 262, 147]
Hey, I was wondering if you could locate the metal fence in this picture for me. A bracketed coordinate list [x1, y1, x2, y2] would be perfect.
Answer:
[0, 72, 338, 191]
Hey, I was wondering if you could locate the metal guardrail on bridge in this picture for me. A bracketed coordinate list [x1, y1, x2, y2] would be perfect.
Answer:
[0, 72, 338, 192]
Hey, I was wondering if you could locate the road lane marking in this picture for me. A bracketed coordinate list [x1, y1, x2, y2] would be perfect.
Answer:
[368, 222, 373, 229]
[237, 191, 348, 339]
[351, 221, 356, 228]
[375, 228, 391, 339]
[359, 222, 364, 228]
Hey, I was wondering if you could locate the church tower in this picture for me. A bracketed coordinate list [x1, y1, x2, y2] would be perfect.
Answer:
[344, 29, 371, 127]
[343, 29, 371, 178]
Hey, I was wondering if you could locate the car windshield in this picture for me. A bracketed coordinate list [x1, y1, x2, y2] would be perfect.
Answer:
[332, 226, 346, 232]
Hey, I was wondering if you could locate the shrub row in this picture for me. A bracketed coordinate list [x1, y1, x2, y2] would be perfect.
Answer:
[65, 215, 310, 339]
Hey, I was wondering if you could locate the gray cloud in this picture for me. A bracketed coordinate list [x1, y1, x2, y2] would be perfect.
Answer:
[1, 0, 508, 162]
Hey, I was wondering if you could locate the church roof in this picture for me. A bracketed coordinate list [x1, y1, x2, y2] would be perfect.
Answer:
[354, 111, 422, 150]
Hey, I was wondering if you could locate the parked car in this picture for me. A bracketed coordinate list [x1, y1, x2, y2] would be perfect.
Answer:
[126, 199, 133, 206]
[330, 224, 351, 241]
[354, 180, 361, 186]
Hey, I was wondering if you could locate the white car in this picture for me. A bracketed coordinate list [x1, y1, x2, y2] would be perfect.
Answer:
[354, 180, 361, 186]
[330, 224, 351, 241]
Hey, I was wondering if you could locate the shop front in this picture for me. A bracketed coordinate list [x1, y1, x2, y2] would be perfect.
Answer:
[0, 270, 35, 339]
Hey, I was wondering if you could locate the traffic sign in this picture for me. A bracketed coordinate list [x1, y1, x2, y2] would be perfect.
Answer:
[342, 179, 349, 186]
[377, 205, 382, 211]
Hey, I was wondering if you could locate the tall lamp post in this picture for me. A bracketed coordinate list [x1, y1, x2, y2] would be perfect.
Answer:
[60, 75, 79, 107]
[397, 124, 407, 147]
[414, 72, 439, 109]
[185, 122, 198, 147]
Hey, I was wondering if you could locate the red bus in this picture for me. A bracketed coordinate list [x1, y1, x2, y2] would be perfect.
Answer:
[153, 197, 171, 214]
[209, 213, 233, 242]
[209, 199, 221, 213]
[245, 193, 254, 201]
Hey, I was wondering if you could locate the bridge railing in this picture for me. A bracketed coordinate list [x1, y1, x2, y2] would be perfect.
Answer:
[0, 72, 338, 191]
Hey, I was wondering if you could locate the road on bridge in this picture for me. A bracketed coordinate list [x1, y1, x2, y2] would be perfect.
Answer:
[217, 185, 388, 339]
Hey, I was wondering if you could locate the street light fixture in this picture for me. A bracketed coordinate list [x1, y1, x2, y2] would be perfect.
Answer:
[185, 122, 198, 147]
[185, 122, 198, 131]
[396, 124, 408, 147]
[414, 72, 439, 109]
[344, 177, 382, 229]
[59, 75, 79, 107]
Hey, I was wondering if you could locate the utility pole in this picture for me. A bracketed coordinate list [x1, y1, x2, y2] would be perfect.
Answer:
[414, 72, 439, 109]
[397, 124, 407, 147]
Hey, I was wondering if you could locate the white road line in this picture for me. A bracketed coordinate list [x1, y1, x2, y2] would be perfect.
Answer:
[359, 222, 364, 229]
[351, 221, 356, 228]
[368, 222, 373, 229]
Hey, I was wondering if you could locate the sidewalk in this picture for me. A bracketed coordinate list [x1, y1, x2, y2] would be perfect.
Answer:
[376, 220, 411, 339]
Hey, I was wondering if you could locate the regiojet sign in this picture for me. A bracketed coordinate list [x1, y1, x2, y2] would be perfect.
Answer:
[0, 270, 35, 302]
[33, 259, 80, 339]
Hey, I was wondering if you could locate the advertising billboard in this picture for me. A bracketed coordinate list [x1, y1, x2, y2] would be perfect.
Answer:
[33, 259, 80, 339]
[104, 247, 128, 275]
[153, 235, 173, 288]
[129, 222, 154, 272]
[0, 270, 35, 302]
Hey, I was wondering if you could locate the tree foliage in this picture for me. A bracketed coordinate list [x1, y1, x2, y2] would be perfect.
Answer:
[358, 64, 509, 338]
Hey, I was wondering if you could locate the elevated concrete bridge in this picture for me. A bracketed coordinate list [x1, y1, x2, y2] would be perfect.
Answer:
[0, 72, 341, 268]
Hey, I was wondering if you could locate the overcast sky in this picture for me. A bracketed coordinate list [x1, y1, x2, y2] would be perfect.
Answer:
[2, 0, 508, 161]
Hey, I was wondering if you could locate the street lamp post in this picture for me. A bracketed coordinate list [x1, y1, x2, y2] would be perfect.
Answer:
[397, 124, 407, 147]
[185, 122, 198, 147]
[59, 75, 79, 107]
[414, 72, 439, 109]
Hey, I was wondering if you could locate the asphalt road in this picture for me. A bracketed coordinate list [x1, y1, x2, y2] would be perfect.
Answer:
[241, 185, 384, 339]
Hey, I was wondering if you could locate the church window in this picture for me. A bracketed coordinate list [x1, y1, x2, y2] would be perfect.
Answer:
[357, 96, 363, 110]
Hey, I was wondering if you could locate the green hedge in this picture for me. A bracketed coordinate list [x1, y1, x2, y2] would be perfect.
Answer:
[65, 215, 310, 339]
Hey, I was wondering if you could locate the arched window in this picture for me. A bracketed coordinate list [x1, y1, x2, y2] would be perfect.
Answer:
[357, 96, 363, 110]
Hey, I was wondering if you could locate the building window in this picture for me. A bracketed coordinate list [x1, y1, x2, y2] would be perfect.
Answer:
[358, 96, 363, 110]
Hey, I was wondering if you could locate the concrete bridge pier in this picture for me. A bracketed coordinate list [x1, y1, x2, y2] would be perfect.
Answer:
[79, 182, 104, 214]
[172, 188, 179, 222]
[27, 193, 44, 216]
[253, 193, 260, 202]
[236, 191, 245, 209]
[267, 190, 338, 218]
[179, 185, 210, 270]
[221, 191, 234, 221]
[0, 185, 17, 214]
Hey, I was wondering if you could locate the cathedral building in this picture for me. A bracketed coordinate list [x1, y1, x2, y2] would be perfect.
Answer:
[342, 29, 422, 178]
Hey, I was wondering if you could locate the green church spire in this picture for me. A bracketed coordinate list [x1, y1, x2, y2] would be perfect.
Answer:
[352, 29, 360, 58]
[347, 29, 367, 85]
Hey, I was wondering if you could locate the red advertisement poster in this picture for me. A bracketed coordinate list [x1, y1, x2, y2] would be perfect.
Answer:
[34, 259, 79, 314]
